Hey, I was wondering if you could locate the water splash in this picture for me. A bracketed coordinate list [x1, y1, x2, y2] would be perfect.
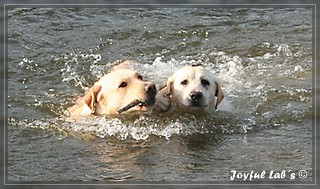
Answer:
[56, 51, 103, 91]
[61, 115, 201, 141]
[19, 42, 311, 141]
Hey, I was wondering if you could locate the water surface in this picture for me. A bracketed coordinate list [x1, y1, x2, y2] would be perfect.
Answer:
[7, 7, 313, 182]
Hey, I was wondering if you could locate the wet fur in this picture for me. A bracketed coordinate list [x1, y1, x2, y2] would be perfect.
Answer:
[156, 65, 224, 113]
[68, 60, 170, 116]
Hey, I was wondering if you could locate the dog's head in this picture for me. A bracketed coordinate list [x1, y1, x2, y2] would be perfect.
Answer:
[165, 65, 224, 110]
[82, 69, 157, 115]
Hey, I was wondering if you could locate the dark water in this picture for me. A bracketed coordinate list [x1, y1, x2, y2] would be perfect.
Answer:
[7, 7, 313, 182]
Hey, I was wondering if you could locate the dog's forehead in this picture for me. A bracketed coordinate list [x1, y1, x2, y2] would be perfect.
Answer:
[110, 69, 138, 77]
[104, 69, 138, 80]
[174, 66, 213, 80]
[97, 69, 140, 86]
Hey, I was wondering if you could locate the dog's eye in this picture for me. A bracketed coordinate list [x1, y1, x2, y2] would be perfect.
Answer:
[119, 82, 127, 88]
[181, 80, 188, 85]
[137, 75, 143, 81]
[201, 79, 210, 87]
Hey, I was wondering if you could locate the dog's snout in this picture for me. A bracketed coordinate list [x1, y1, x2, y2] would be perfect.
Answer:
[190, 91, 203, 101]
[145, 84, 157, 96]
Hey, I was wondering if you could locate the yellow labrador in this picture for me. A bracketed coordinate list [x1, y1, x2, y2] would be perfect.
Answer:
[157, 64, 224, 113]
[68, 61, 169, 116]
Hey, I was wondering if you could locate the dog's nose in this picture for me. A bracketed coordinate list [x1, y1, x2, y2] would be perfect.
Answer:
[145, 84, 157, 96]
[190, 91, 203, 101]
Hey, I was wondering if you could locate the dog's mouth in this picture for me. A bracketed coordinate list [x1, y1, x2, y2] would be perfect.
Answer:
[185, 104, 208, 108]
[190, 102, 208, 107]
[184, 100, 208, 108]
[117, 98, 155, 114]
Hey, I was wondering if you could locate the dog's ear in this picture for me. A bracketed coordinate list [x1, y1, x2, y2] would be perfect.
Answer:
[214, 81, 224, 110]
[166, 76, 175, 96]
[83, 84, 102, 114]
[158, 76, 175, 97]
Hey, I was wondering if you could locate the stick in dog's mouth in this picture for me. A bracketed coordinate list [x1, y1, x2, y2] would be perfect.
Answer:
[117, 99, 146, 114]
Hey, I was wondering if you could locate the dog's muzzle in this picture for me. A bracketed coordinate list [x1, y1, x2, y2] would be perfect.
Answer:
[117, 84, 156, 114]
[190, 91, 203, 106]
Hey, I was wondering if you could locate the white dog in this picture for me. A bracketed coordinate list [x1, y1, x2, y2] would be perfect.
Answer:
[156, 64, 225, 113]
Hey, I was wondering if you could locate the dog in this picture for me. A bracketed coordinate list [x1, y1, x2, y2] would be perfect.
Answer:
[68, 61, 170, 116]
[156, 64, 224, 113]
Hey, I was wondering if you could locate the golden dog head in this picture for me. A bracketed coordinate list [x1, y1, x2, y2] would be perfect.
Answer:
[69, 68, 157, 115]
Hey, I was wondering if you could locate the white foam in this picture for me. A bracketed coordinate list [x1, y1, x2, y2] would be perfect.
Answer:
[54, 42, 310, 141]
[61, 115, 207, 141]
